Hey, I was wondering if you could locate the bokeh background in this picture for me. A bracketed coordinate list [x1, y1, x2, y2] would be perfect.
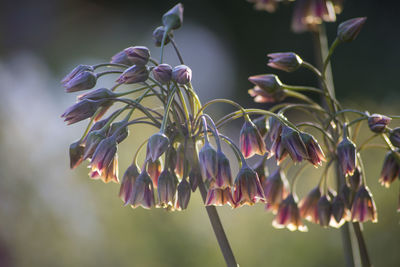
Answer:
[0, 0, 399, 266]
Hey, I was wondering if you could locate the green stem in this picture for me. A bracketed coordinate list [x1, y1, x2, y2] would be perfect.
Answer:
[170, 38, 185, 64]
[160, 86, 178, 133]
[93, 63, 129, 69]
[296, 122, 335, 143]
[323, 38, 340, 76]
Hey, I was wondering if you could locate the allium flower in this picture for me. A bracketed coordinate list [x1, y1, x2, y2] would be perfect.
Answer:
[90, 154, 119, 183]
[367, 113, 391, 133]
[152, 26, 173, 47]
[61, 99, 105, 125]
[239, 120, 267, 158]
[263, 168, 289, 213]
[337, 137, 357, 176]
[281, 126, 308, 163]
[253, 116, 268, 137]
[300, 132, 325, 166]
[78, 88, 116, 101]
[348, 167, 361, 191]
[176, 178, 191, 210]
[69, 140, 85, 169]
[253, 157, 268, 185]
[351, 185, 377, 223]
[110, 49, 132, 65]
[206, 188, 235, 207]
[172, 65, 192, 84]
[124, 46, 150, 66]
[379, 151, 400, 188]
[157, 170, 177, 208]
[152, 63, 173, 84]
[317, 195, 332, 227]
[108, 120, 129, 144]
[270, 135, 288, 165]
[199, 142, 218, 181]
[212, 151, 233, 189]
[130, 170, 155, 209]
[189, 167, 201, 192]
[389, 128, 400, 148]
[248, 74, 283, 93]
[116, 65, 149, 84]
[147, 158, 163, 187]
[248, 86, 287, 103]
[337, 17, 367, 43]
[272, 194, 308, 232]
[233, 166, 265, 207]
[63, 71, 97, 93]
[119, 164, 140, 205]
[267, 52, 303, 72]
[146, 132, 170, 162]
[83, 129, 107, 160]
[162, 3, 184, 30]
[90, 135, 118, 173]
[299, 186, 321, 223]
[61, 64, 94, 84]
[330, 194, 349, 228]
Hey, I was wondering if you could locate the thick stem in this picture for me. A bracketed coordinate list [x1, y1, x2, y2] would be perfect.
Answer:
[352, 223, 372, 267]
[198, 179, 238, 267]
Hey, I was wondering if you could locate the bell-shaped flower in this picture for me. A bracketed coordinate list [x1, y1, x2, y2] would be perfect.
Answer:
[263, 168, 289, 213]
[351, 185, 377, 223]
[337, 137, 357, 176]
[272, 194, 308, 232]
[90, 135, 117, 173]
[379, 150, 400, 188]
[281, 126, 308, 163]
[147, 158, 163, 188]
[157, 170, 177, 208]
[83, 129, 107, 160]
[300, 132, 326, 166]
[119, 164, 140, 205]
[176, 178, 191, 210]
[69, 140, 85, 169]
[90, 153, 119, 183]
[198, 142, 218, 181]
[349, 167, 362, 191]
[233, 166, 265, 207]
[317, 195, 332, 227]
[206, 187, 235, 208]
[211, 151, 233, 189]
[299, 186, 321, 224]
[130, 170, 155, 209]
[240, 120, 267, 159]
[146, 132, 170, 162]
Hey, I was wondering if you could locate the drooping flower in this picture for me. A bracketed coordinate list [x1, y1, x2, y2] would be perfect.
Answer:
[174, 144, 186, 179]
[199, 142, 218, 181]
[147, 158, 163, 187]
[300, 132, 326, 166]
[348, 167, 362, 191]
[263, 168, 289, 213]
[272, 194, 308, 232]
[330, 193, 349, 228]
[69, 140, 85, 169]
[176, 178, 191, 210]
[119, 164, 140, 205]
[212, 151, 233, 189]
[299, 186, 321, 224]
[233, 166, 265, 207]
[317, 195, 332, 227]
[379, 151, 400, 188]
[337, 137, 357, 176]
[157, 170, 177, 208]
[253, 116, 268, 137]
[130, 170, 155, 209]
[90, 135, 118, 173]
[90, 153, 119, 183]
[281, 126, 308, 163]
[206, 187, 235, 207]
[146, 132, 170, 162]
[240, 120, 267, 158]
[351, 185, 377, 223]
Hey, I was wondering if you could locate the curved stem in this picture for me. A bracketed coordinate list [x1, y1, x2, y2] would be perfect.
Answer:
[296, 122, 335, 143]
[93, 63, 129, 69]
[170, 38, 185, 64]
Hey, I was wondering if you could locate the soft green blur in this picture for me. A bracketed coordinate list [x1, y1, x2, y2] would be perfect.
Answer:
[0, 0, 399, 266]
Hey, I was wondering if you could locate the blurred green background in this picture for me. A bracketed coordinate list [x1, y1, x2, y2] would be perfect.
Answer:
[0, 0, 399, 266]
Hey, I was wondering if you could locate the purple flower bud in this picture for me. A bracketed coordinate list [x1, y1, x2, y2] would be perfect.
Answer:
[248, 86, 286, 103]
[61, 99, 104, 125]
[240, 120, 267, 159]
[299, 186, 321, 224]
[146, 132, 170, 162]
[263, 168, 289, 213]
[108, 120, 129, 144]
[116, 65, 149, 84]
[61, 64, 94, 84]
[162, 3, 184, 30]
[78, 88, 117, 101]
[157, 170, 177, 208]
[270, 135, 288, 165]
[300, 132, 326, 166]
[389, 128, 400, 148]
[152, 64, 173, 84]
[177, 178, 191, 210]
[317, 195, 332, 227]
[351, 185, 377, 223]
[172, 65, 192, 84]
[212, 151, 233, 189]
[130, 170, 155, 209]
[248, 74, 283, 93]
[272, 194, 308, 232]
[349, 167, 362, 191]
[69, 140, 85, 169]
[110, 50, 133, 65]
[63, 71, 97, 93]
[233, 166, 265, 207]
[206, 187, 235, 207]
[174, 144, 186, 179]
[267, 52, 303, 72]
[199, 142, 218, 181]
[90, 135, 117, 172]
[147, 158, 163, 187]
[188, 167, 200, 192]
[124, 46, 150, 66]
[152, 26, 173, 47]
[379, 151, 400, 188]
[253, 116, 268, 137]
[337, 137, 357, 176]
[281, 126, 308, 163]
[119, 164, 140, 205]
[83, 129, 107, 160]
[331, 194, 349, 228]
[337, 17, 367, 43]
[367, 113, 391, 133]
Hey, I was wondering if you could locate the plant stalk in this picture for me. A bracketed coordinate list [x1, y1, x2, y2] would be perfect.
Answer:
[198, 179, 238, 267]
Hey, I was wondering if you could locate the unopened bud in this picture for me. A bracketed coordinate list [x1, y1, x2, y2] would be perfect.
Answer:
[162, 3, 184, 30]
[337, 137, 357, 176]
[146, 132, 170, 162]
[69, 140, 85, 169]
[248, 74, 283, 93]
[116, 65, 149, 84]
[389, 128, 400, 147]
[124, 46, 150, 66]
[61, 99, 104, 125]
[172, 65, 192, 84]
[368, 113, 391, 133]
[317, 195, 332, 227]
[111, 50, 132, 65]
[108, 120, 129, 144]
[177, 178, 191, 210]
[379, 150, 400, 188]
[152, 64, 172, 83]
[267, 52, 303, 72]
[63, 71, 97, 93]
[61, 64, 94, 84]
[78, 88, 116, 101]
[152, 26, 173, 47]
[337, 17, 367, 43]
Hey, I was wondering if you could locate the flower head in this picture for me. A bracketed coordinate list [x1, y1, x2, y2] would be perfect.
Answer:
[337, 137, 357, 176]
[124, 46, 150, 66]
[157, 170, 177, 208]
[367, 113, 391, 133]
[351, 185, 377, 223]
[272, 194, 308, 232]
[263, 168, 289, 213]
[119, 164, 140, 205]
[61, 64, 94, 84]
[146, 132, 170, 162]
[212, 151, 233, 189]
[248, 74, 283, 93]
[233, 166, 265, 207]
[199, 142, 218, 181]
[267, 52, 303, 72]
[63, 71, 97, 93]
[379, 151, 400, 188]
[281, 126, 308, 163]
[61, 99, 105, 125]
[240, 120, 267, 158]
[206, 187, 235, 207]
[130, 170, 155, 209]
[299, 186, 321, 224]
[152, 63, 173, 84]
[116, 65, 149, 84]
[172, 65, 192, 84]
